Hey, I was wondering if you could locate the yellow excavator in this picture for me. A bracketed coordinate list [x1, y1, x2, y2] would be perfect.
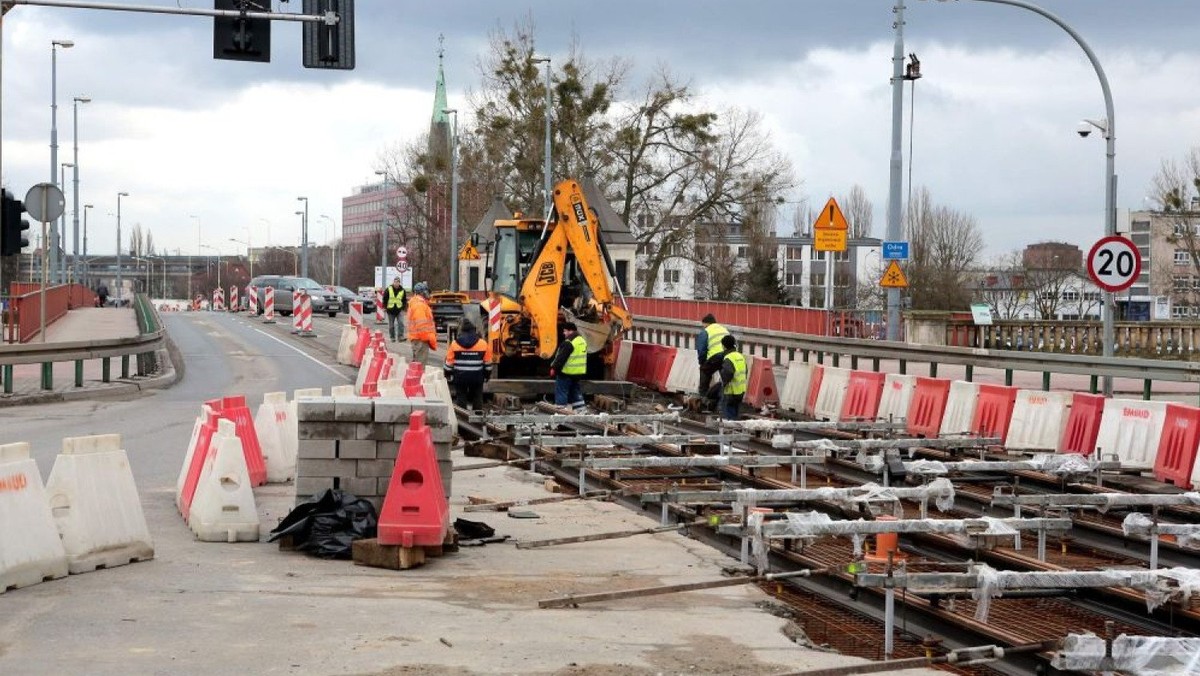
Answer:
[481, 178, 632, 377]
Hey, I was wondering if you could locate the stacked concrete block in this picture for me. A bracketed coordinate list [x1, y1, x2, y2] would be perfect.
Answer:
[296, 394, 454, 511]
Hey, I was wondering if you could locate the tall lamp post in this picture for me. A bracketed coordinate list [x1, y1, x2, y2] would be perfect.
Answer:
[116, 191, 129, 303]
[318, 214, 336, 284]
[296, 196, 309, 279]
[927, 0, 1117, 394]
[374, 170, 392, 288]
[59, 162, 74, 280]
[82, 203, 93, 286]
[71, 95, 90, 284]
[189, 214, 201, 302]
[531, 55, 552, 217]
[50, 38, 74, 285]
[443, 107, 460, 291]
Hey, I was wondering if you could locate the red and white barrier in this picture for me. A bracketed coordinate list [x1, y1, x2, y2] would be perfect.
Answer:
[811, 367, 849, 422]
[212, 288, 225, 312]
[374, 289, 386, 324]
[253, 392, 295, 483]
[486, 297, 503, 337]
[292, 291, 313, 336]
[939, 381, 981, 436]
[0, 442, 69, 593]
[349, 301, 363, 327]
[262, 286, 276, 323]
[614, 340, 632, 382]
[779, 361, 817, 413]
[1006, 390, 1072, 451]
[228, 285, 239, 313]
[1095, 399, 1167, 469]
[247, 285, 258, 315]
[876, 374, 916, 423]
[189, 419, 259, 543]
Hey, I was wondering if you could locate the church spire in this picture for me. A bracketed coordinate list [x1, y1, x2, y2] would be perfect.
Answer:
[428, 35, 451, 169]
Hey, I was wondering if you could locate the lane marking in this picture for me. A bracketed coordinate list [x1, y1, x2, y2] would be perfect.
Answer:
[251, 327, 351, 381]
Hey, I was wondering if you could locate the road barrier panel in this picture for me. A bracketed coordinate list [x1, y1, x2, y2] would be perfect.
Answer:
[614, 340, 632, 382]
[779, 361, 816, 413]
[1058, 392, 1106, 456]
[745, 356, 780, 409]
[939, 381, 981, 436]
[804, 365, 824, 417]
[1007, 390, 1073, 452]
[1095, 398, 1168, 469]
[647, 346, 678, 393]
[188, 419, 260, 543]
[971, 384, 1018, 445]
[877, 374, 916, 424]
[811, 366, 849, 422]
[839, 370, 886, 422]
[1154, 403, 1200, 490]
[0, 442, 69, 593]
[254, 391, 295, 483]
[46, 434, 154, 574]
[664, 351, 700, 395]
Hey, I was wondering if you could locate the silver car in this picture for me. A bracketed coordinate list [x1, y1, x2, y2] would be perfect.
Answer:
[249, 275, 340, 317]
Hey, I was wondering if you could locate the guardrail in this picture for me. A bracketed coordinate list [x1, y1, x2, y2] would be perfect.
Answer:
[632, 316, 1200, 400]
[0, 293, 165, 395]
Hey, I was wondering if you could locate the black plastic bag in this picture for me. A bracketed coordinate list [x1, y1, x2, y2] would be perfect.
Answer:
[454, 518, 495, 540]
[268, 489, 378, 559]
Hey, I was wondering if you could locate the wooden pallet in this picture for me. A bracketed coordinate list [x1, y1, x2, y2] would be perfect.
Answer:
[352, 531, 457, 570]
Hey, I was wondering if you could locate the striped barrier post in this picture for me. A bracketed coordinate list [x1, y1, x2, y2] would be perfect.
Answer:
[293, 291, 315, 337]
[349, 301, 363, 328]
[374, 289, 386, 324]
[228, 285, 239, 313]
[262, 287, 276, 323]
[487, 298, 503, 337]
[247, 285, 259, 315]
[213, 288, 225, 312]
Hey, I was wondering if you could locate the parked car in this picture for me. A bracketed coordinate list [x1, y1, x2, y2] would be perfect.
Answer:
[325, 285, 375, 314]
[248, 275, 340, 317]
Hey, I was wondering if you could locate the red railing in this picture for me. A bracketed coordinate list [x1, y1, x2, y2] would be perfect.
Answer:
[624, 297, 832, 335]
[3, 283, 98, 343]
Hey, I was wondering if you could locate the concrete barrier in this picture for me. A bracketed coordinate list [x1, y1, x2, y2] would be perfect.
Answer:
[0, 442, 69, 593]
[189, 419, 260, 543]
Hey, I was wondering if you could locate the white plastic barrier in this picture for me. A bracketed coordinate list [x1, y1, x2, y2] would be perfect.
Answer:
[421, 369, 458, 430]
[1006, 390, 1073, 451]
[664, 354, 700, 395]
[939, 381, 981, 436]
[0, 443, 69, 593]
[876, 374, 916, 423]
[254, 392, 295, 483]
[614, 341, 633, 382]
[378, 380, 409, 398]
[383, 353, 407, 383]
[336, 324, 357, 365]
[189, 419, 260, 543]
[45, 434, 154, 574]
[811, 367, 850, 422]
[779, 361, 815, 413]
[1095, 399, 1168, 469]
[355, 344, 377, 395]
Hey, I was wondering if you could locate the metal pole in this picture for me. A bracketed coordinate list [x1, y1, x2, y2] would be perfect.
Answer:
[59, 163, 67, 280]
[50, 43, 60, 283]
[448, 109, 459, 290]
[72, 96, 88, 284]
[297, 196, 309, 279]
[884, 0, 905, 342]
[543, 58, 552, 216]
[116, 193, 124, 301]
[82, 204, 90, 286]
[374, 171, 388, 287]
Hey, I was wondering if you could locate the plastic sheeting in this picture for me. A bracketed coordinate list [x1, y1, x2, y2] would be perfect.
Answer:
[1122, 512, 1200, 549]
[731, 478, 955, 516]
[1052, 633, 1200, 674]
[903, 453, 1100, 478]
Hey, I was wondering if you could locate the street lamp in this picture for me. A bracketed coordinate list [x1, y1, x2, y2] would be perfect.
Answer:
[72, 95, 90, 284]
[318, 214, 336, 284]
[374, 170, 391, 288]
[82, 203, 93, 286]
[50, 38, 74, 284]
[926, 0, 1118, 394]
[59, 162, 74, 281]
[229, 237, 252, 277]
[116, 191, 129, 304]
[296, 196, 309, 279]
[443, 107, 460, 290]
[531, 55, 552, 216]
[294, 211, 306, 277]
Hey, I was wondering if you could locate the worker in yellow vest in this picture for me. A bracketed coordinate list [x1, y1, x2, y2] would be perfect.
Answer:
[550, 322, 588, 410]
[713, 335, 747, 420]
[696, 313, 731, 398]
[383, 277, 407, 342]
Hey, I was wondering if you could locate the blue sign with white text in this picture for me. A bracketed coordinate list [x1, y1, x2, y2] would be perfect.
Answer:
[882, 241, 909, 260]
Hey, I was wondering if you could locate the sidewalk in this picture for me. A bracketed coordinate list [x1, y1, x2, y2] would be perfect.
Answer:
[0, 307, 174, 405]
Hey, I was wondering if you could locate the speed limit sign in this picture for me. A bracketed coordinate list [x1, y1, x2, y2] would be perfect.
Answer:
[1086, 236, 1141, 292]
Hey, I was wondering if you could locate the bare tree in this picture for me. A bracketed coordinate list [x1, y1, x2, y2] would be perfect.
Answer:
[1152, 146, 1200, 310]
[905, 187, 984, 311]
[839, 184, 873, 239]
[973, 251, 1028, 319]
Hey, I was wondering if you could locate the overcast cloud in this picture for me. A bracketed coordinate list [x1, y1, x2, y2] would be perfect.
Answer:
[1, 0, 1197, 266]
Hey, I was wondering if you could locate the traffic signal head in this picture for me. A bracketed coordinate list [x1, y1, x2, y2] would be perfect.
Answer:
[213, 0, 271, 63]
[302, 0, 355, 70]
[1, 189, 30, 257]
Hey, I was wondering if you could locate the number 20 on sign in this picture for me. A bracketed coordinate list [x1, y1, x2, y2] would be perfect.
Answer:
[1086, 235, 1141, 293]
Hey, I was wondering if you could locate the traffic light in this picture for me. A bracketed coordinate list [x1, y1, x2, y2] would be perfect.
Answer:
[302, 0, 355, 70]
[213, 0, 270, 63]
[1, 189, 30, 257]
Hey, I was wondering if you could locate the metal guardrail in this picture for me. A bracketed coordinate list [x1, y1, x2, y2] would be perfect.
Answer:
[632, 317, 1200, 397]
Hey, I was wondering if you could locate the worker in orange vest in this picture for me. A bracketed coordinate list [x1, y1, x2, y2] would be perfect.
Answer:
[407, 282, 437, 364]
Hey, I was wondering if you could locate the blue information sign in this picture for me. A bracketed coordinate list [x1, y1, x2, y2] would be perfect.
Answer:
[882, 241, 909, 260]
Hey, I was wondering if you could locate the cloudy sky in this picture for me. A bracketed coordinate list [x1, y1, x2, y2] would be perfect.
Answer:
[2, 0, 1198, 269]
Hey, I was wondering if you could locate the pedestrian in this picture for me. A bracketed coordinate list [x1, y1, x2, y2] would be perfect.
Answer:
[383, 276, 407, 342]
[550, 321, 588, 410]
[97, 283, 109, 308]
[712, 335, 746, 420]
[696, 313, 730, 398]
[443, 319, 492, 411]
[406, 281, 437, 364]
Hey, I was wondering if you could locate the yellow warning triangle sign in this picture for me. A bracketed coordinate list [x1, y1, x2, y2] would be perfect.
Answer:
[880, 260, 908, 288]
[812, 197, 849, 230]
[458, 241, 480, 261]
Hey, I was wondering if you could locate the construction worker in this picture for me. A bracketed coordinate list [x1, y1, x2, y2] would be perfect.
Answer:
[444, 319, 492, 411]
[383, 276, 407, 342]
[550, 322, 588, 410]
[407, 282, 437, 364]
[696, 313, 731, 397]
[713, 335, 747, 420]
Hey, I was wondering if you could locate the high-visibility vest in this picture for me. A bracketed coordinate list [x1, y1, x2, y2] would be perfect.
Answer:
[445, 337, 492, 377]
[562, 335, 589, 376]
[704, 323, 730, 360]
[407, 296, 437, 346]
[723, 352, 747, 395]
[385, 285, 406, 310]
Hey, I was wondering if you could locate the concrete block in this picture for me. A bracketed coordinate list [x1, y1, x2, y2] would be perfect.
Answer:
[297, 458, 353, 477]
[356, 459, 395, 478]
[355, 423, 395, 441]
[334, 398, 375, 422]
[408, 399, 450, 426]
[373, 399, 412, 424]
[343, 477, 377, 498]
[377, 477, 392, 495]
[296, 397, 336, 422]
[298, 422, 358, 441]
[438, 459, 453, 498]
[430, 424, 454, 443]
[392, 424, 411, 442]
[376, 440, 399, 460]
[434, 442, 452, 461]
[338, 440, 377, 459]
[297, 439, 337, 460]
[294, 477, 334, 502]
